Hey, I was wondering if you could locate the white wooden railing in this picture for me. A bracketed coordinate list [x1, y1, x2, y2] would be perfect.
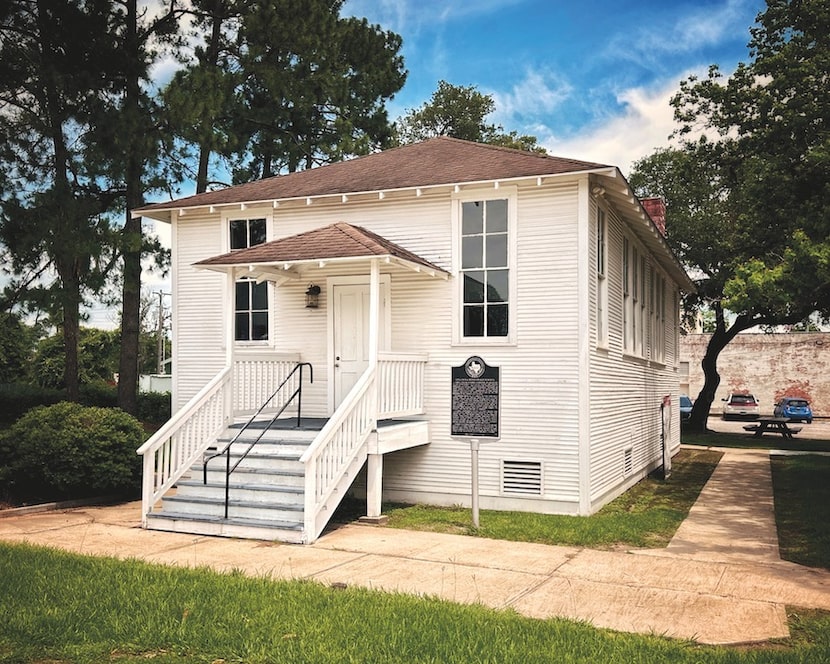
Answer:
[301, 368, 377, 542]
[137, 353, 300, 524]
[139, 351, 428, 538]
[377, 352, 428, 418]
[301, 352, 428, 542]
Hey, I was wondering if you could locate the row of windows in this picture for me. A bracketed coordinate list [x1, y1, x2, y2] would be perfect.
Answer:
[619, 224, 669, 362]
[228, 201, 671, 354]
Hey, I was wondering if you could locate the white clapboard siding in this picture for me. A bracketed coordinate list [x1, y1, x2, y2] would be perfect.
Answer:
[167, 174, 686, 518]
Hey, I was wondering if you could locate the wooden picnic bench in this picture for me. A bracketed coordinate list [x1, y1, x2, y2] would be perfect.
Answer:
[743, 417, 802, 439]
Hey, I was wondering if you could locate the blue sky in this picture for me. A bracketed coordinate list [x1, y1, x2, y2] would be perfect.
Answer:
[93, 0, 765, 328]
[344, 0, 765, 173]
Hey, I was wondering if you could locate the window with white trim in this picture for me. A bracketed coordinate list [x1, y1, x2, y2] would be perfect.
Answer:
[229, 218, 268, 341]
[596, 208, 607, 347]
[622, 237, 630, 351]
[460, 198, 509, 338]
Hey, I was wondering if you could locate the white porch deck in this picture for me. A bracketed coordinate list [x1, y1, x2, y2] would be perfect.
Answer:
[137, 353, 430, 544]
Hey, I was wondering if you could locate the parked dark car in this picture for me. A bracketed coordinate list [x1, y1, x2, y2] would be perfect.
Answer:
[773, 397, 813, 423]
[680, 395, 693, 421]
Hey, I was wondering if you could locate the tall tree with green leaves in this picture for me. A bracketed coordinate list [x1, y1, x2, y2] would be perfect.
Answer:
[96, 0, 181, 415]
[630, 0, 830, 430]
[165, 0, 406, 186]
[395, 80, 546, 153]
[162, 0, 244, 194]
[0, 0, 121, 400]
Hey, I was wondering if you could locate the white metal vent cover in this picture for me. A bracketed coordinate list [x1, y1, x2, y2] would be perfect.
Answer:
[501, 459, 543, 495]
[623, 447, 634, 476]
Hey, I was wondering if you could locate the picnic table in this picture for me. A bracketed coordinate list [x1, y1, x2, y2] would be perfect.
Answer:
[743, 417, 803, 439]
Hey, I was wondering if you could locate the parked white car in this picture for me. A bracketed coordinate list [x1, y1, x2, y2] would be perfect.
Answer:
[722, 393, 760, 420]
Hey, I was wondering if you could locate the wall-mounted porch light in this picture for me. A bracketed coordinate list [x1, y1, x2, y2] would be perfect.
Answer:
[305, 284, 321, 309]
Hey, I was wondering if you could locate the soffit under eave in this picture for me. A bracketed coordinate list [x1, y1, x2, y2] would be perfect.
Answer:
[194, 254, 450, 282]
[133, 167, 619, 220]
[598, 173, 696, 294]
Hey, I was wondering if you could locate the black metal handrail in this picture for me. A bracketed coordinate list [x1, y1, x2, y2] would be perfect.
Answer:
[203, 362, 313, 518]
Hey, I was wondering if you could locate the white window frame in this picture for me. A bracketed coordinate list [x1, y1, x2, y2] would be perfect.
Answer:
[222, 210, 274, 346]
[451, 186, 518, 345]
[596, 207, 608, 348]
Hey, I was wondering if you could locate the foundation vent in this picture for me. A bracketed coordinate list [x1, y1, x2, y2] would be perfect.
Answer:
[623, 447, 634, 476]
[501, 460, 543, 495]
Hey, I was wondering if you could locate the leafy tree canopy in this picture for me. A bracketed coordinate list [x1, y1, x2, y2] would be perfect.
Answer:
[630, 0, 830, 429]
[395, 80, 547, 153]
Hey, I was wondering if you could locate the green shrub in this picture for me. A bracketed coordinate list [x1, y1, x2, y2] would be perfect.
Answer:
[0, 383, 64, 425]
[137, 391, 171, 423]
[0, 402, 144, 504]
[78, 380, 118, 408]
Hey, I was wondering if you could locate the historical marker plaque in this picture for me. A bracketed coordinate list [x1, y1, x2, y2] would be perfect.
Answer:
[451, 356, 500, 439]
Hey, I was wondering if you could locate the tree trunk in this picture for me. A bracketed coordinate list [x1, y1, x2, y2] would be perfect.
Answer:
[117, 0, 142, 416]
[686, 307, 757, 432]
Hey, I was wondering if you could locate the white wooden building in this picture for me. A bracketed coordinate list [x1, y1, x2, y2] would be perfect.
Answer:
[135, 137, 694, 543]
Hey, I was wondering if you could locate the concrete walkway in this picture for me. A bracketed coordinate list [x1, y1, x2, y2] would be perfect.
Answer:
[1, 447, 828, 645]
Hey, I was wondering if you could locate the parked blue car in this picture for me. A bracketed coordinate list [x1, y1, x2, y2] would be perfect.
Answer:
[679, 395, 693, 421]
[773, 397, 813, 423]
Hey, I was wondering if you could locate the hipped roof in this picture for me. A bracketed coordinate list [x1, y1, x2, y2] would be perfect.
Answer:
[195, 221, 448, 279]
[135, 137, 612, 215]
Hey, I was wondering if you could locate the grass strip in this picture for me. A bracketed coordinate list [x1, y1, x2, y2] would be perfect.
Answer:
[1, 541, 829, 664]
[681, 428, 830, 452]
[378, 448, 721, 549]
[771, 454, 830, 569]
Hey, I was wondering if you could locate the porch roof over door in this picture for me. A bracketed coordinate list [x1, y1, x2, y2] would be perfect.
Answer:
[194, 221, 450, 283]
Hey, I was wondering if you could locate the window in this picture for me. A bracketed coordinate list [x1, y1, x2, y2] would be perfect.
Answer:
[596, 208, 607, 347]
[622, 238, 630, 351]
[461, 198, 509, 337]
[230, 218, 268, 341]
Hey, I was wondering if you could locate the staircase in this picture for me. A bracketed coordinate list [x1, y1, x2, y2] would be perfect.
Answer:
[145, 419, 325, 543]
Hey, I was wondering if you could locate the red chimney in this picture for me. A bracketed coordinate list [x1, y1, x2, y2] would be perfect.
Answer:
[640, 197, 666, 236]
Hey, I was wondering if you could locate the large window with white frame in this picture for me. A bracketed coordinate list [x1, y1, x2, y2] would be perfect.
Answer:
[596, 208, 607, 347]
[229, 217, 269, 342]
[459, 197, 510, 338]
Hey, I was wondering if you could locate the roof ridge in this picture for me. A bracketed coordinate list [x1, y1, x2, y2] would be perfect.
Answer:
[333, 221, 386, 254]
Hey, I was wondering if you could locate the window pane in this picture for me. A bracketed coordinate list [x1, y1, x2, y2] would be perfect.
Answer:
[464, 272, 485, 304]
[486, 270, 508, 302]
[251, 281, 268, 310]
[462, 201, 483, 235]
[230, 220, 247, 250]
[462, 235, 483, 269]
[486, 199, 508, 232]
[486, 233, 507, 267]
[235, 281, 249, 310]
[235, 312, 249, 341]
[251, 312, 269, 340]
[464, 305, 484, 337]
[487, 304, 509, 336]
[249, 218, 267, 246]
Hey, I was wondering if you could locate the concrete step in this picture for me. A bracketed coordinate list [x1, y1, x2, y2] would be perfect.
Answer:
[145, 511, 305, 544]
[161, 494, 303, 523]
[175, 479, 303, 505]
[188, 466, 305, 489]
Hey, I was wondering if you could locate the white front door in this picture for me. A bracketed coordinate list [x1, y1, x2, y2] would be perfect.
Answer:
[333, 282, 387, 406]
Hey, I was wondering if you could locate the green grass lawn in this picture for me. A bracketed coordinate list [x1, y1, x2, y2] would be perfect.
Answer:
[2, 443, 829, 662]
[377, 447, 722, 549]
[1, 541, 829, 664]
[680, 427, 830, 452]
[772, 454, 830, 569]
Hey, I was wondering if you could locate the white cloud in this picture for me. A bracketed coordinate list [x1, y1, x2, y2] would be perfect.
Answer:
[543, 77, 686, 175]
[490, 68, 573, 126]
[608, 0, 755, 67]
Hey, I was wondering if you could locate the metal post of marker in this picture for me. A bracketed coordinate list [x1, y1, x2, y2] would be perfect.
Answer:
[470, 438, 480, 528]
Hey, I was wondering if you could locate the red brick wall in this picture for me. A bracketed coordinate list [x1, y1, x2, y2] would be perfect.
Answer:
[680, 332, 829, 417]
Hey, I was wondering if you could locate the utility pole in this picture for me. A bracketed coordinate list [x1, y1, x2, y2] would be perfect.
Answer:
[156, 291, 170, 374]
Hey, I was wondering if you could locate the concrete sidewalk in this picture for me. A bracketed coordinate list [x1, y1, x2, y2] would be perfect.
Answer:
[1, 447, 828, 645]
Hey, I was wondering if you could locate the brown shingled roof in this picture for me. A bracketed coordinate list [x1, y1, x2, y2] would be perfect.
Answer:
[195, 222, 448, 276]
[137, 137, 611, 213]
